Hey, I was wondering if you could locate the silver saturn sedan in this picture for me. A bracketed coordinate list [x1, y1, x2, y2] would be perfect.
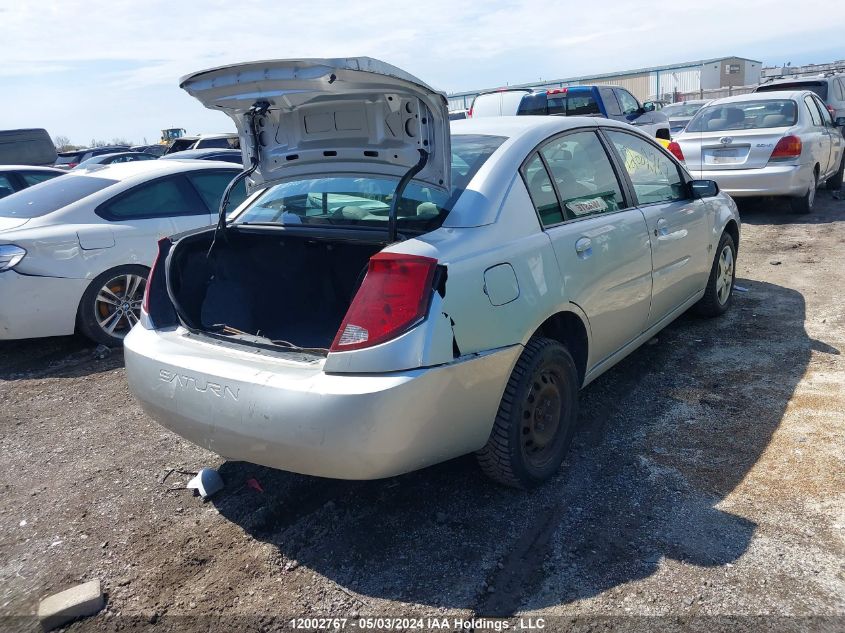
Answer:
[673, 90, 845, 213]
[124, 58, 740, 489]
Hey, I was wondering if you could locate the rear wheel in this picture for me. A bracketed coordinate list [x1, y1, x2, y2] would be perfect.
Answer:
[476, 337, 579, 489]
[790, 169, 818, 214]
[77, 265, 148, 346]
[826, 153, 844, 191]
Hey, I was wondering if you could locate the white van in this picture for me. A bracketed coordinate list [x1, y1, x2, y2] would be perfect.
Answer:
[470, 89, 531, 117]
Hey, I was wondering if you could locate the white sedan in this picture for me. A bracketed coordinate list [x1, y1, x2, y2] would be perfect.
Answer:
[0, 160, 245, 345]
[125, 58, 740, 488]
[673, 90, 845, 213]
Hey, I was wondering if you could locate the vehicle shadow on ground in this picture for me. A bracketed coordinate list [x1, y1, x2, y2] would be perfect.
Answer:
[738, 189, 843, 225]
[211, 278, 810, 614]
[0, 336, 121, 380]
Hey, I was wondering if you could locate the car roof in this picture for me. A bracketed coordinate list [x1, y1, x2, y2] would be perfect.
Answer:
[705, 90, 810, 106]
[452, 115, 634, 140]
[0, 165, 65, 172]
[760, 76, 833, 86]
[68, 158, 238, 182]
[161, 148, 241, 159]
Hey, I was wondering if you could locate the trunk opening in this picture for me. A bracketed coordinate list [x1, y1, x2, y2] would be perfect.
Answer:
[167, 228, 386, 352]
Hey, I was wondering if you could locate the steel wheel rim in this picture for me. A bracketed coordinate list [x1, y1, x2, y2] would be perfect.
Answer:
[520, 368, 565, 468]
[94, 273, 146, 339]
[716, 244, 734, 305]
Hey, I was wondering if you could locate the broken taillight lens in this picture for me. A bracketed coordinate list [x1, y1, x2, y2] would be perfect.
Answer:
[330, 253, 438, 352]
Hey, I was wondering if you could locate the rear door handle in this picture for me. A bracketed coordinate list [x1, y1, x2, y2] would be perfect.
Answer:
[655, 218, 669, 237]
[575, 237, 592, 258]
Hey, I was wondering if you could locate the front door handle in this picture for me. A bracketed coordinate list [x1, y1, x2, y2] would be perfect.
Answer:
[655, 218, 669, 237]
[575, 237, 592, 258]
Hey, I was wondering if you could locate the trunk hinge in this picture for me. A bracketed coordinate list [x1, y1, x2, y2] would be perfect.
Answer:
[207, 99, 271, 258]
[387, 148, 429, 243]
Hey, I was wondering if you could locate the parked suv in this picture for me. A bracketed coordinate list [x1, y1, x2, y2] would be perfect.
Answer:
[755, 74, 845, 130]
[54, 145, 132, 170]
[470, 86, 671, 139]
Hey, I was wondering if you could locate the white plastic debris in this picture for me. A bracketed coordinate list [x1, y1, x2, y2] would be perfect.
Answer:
[734, 285, 749, 293]
[186, 468, 224, 499]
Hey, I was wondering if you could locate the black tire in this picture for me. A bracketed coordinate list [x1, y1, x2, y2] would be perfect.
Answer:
[826, 153, 844, 191]
[76, 264, 149, 347]
[692, 232, 736, 318]
[476, 337, 579, 489]
[790, 169, 818, 214]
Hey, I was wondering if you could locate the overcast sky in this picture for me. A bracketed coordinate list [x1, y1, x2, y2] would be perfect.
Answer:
[1, 0, 843, 146]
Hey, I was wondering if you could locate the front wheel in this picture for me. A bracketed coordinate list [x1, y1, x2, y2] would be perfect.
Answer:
[692, 232, 736, 318]
[476, 337, 579, 489]
[77, 265, 148, 346]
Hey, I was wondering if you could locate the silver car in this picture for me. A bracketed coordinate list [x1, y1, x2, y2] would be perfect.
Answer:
[674, 91, 845, 213]
[124, 58, 740, 489]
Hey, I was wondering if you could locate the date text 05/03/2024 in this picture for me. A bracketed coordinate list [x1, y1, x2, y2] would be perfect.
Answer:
[289, 617, 547, 630]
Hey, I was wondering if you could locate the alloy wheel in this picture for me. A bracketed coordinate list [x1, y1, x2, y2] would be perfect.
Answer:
[94, 273, 146, 338]
[716, 244, 734, 305]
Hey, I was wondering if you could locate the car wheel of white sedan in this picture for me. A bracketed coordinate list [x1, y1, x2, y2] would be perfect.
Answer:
[476, 337, 579, 489]
[77, 265, 148, 347]
[790, 169, 818, 214]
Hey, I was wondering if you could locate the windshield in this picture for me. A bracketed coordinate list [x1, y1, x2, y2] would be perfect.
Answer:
[662, 102, 706, 118]
[234, 134, 506, 231]
[0, 174, 118, 218]
[686, 100, 798, 132]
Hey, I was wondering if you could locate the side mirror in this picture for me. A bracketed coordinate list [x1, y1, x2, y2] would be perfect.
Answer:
[642, 102, 655, 112]
[690, 179, 719, 199]
[834, 117, 845, 127]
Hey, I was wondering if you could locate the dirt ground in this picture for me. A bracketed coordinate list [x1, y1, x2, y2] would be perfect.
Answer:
[1, 192, 843, 633]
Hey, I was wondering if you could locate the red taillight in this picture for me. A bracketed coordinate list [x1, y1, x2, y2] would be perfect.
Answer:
[467, 107, 473, 118]
[667, 141, 685, 162]
[330, 253, 438, 352]
[546, 87, 568, 95]
[770, 135, 802, 161]
[826, 104, 836, 119]
[67, 163, 78, 168]
[142, 238, 169, 315]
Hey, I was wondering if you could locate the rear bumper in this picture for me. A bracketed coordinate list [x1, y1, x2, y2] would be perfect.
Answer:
[0, 271, 87, 340]
[124, 326, 520, 479]
[689, 164, 810, 198]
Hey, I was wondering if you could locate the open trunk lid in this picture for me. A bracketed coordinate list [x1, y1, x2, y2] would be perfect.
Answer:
[179, 57, 450, 194]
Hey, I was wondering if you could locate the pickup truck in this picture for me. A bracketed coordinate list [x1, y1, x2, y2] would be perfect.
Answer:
[470, 85, 671, 140]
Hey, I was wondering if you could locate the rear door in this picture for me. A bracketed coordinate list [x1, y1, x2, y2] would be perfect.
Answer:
[810, 94, 841, 178]
[604, 129, 711, 325]
[522, 129, 652, 368]
[804, 94, 833, 176]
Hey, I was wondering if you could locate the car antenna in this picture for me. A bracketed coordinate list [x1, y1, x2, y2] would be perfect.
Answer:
[207, 99, 271, 259]
[387, 148, 429, 244]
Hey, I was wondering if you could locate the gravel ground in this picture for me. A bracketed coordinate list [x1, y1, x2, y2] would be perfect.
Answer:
[1, 192, 843, 633]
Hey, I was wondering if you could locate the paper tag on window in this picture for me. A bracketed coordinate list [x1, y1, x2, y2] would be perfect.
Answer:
[566, 197, 608, 216]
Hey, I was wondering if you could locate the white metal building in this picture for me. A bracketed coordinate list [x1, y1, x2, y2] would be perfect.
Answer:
[447, 56, 762, 111]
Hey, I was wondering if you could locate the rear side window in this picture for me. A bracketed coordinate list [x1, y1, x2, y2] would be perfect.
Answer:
[605, 130, 686, 205]
[812, 95, 833, 125]
[99, 177, 204, 220]
[804, 96, 823, 126]
[0, 174, 117, 218]
[186, 171, 245, 212]
[540, 131, 625, 219]
[55, 153, 83, 166]
[836, 79, 845, 100]
[522, 154, 563, 226]
[0, 175, 15, 199]
[21, 171, 61, 186]
[545, 90, 601, 116]
[517, 93, 548, 116]
[198, 137, 238, 149]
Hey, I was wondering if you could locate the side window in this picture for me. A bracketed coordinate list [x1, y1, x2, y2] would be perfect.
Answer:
[615, 89, 640, 115]
[813, 96, 832, 125]
[540, 131, 625, 219]
[100, 177, 203, 219]
[187, 171, 246, 212]
[522, 154, 564, 226]
[804, 96, 822, 126]
[566, 93, 601, 115]
[599, 87, 621, 116]
[605, 130, 687, 205]
[0, 174, 16, 198]
[837, 79, 845, 101]
[21, 171, 60, 186]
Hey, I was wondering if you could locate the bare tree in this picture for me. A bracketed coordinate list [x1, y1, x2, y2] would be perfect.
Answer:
[111, 137, 133, 146]
[53, 135, 74, 151]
